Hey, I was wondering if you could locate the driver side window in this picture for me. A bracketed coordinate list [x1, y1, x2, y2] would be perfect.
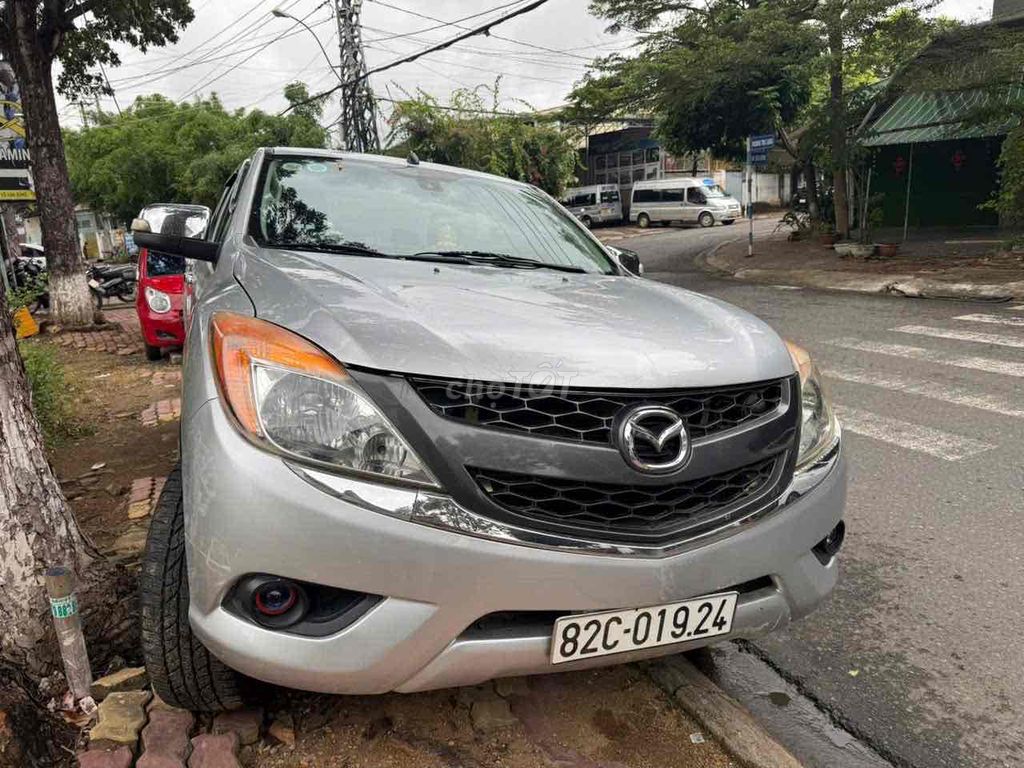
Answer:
[687, 187, 707, 205]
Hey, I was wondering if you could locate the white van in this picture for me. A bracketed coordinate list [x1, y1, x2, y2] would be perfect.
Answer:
[630, 178, 742, 228]
[560, 184, 623, 227]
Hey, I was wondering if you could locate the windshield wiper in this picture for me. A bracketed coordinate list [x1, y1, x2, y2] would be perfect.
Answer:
[271, 241, 395, 258]
[409, 250, 587, 274]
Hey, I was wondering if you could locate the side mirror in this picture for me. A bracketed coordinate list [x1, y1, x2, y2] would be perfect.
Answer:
[608, 245, 644, 277]
[130, 218, 151, 233]
[133, 231, 220, 264]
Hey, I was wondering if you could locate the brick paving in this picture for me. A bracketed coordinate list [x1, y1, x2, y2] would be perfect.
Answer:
[188, 733, 241, 768]
[151, 370, 182, 388]
[140, 399, 181, 427]
[50, 326, 142, 357]
[137, 709, 194, 768]
[126, 477, 166, 520]
[78, 747, 133, 768]
[88, 691, 152, 750]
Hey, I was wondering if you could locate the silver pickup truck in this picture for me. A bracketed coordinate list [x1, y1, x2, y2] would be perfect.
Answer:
[133, 147, 845, 711]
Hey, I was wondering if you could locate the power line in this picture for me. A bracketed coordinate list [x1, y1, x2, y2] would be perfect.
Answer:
[367, 0, 528, 42]
[178, 3, 324, 103]
[368, 0, 594, 61]
[281, 0, 553, 116]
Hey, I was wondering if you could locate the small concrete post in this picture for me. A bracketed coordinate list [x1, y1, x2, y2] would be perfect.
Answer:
[45, 566, 93, 702]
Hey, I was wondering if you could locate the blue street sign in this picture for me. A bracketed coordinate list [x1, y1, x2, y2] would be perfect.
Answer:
[750, 134, 776, 151]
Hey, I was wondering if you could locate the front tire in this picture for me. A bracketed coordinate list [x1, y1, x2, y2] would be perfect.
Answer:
[722, 219, 736, 225]
[637, 213, 650, 229]
[698, 211, 715, 228]
[580, 215, 593, 229]
[140, 466, 244, 711]
[145, 343, 163, 362]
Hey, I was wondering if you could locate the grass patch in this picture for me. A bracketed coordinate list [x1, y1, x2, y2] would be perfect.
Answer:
[19, 342, 88, 446]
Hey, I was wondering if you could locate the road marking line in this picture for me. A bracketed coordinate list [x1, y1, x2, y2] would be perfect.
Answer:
[953, 313, 1024, 327]
[893, 325, 1024, 350]
[769, 285, 803, 291]
[1010, 305, 1024, 311]
[823, 365, 1024, 419]
[827, 338, 1024, 378]
[834, 406, 995, 461]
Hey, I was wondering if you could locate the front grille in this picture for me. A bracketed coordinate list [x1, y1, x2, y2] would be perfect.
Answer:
[410, 377, 788, 444]
[471, 456, 784, 544]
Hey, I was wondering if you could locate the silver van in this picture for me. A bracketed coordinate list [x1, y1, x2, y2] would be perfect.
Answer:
[561, 184, 623, 227]
[630, 178, 742, 228]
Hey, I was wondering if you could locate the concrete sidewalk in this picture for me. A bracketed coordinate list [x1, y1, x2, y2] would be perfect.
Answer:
[703, 230, 1024, 301]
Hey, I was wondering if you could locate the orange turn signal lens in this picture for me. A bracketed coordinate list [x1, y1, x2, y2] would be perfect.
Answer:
[785, 340, 813, 385]
[210, 312, 348, 436]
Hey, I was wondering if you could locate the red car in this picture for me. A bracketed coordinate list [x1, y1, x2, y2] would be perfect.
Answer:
[134, 204, 210, 361]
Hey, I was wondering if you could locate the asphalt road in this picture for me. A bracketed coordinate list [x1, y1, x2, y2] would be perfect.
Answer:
[611, 221, 1024, 768]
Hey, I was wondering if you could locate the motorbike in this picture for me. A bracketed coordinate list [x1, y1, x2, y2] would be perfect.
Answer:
[10, 257, 50, 312]
[87, 262, 138, 309]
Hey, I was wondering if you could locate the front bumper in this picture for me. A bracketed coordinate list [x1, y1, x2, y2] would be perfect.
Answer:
[138, 306, 185, 348]
[183, 398, 846, 694]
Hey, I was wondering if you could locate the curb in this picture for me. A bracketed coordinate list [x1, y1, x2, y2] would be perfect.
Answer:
[646, 655, 804, 768]
[699, 242, 1023, 302]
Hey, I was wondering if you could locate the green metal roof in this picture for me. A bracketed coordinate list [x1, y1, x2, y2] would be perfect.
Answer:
[863, 87, 1023, 146]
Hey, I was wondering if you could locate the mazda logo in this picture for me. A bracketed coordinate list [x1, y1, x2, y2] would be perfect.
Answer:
[616, 405, 690, 474]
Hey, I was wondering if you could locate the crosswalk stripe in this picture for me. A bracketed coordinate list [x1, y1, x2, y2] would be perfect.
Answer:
[834, 406, 996, 461]
[824, 365, 1024, 419]
[827, 338, 1024, 378]
[893, 324, 1024, 350]
[954, 313, 1024, 327]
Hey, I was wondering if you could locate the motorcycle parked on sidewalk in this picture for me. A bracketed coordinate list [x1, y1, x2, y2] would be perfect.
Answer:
[87, 262, 137, 309]
[11, 256, 50, 312]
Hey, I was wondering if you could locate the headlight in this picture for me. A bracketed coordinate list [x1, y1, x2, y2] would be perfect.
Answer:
[145, 286, 172, 314]
[211, 312, 438, 489]
[786, 341, 840, 470]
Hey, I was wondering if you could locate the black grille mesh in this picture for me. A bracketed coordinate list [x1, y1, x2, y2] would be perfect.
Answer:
[472, 456, 781, 543]
[410, 377, 787, 444]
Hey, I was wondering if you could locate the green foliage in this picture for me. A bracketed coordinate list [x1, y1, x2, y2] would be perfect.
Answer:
[0, 0, 194, 97]
[575, 0, 949, 164]
[19, 342, 84, 446]
[65, 88, 328, 223]
[386, 86, 579, 196]
[991, 127, 1024, 226]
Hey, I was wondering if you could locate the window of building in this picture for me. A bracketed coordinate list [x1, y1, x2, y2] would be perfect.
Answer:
[646, 147, 660, 163]
[632, 149, 645, 166]
[646, 167, 659, 179]
[632, 168, 645, 182]
[595, 155, 606, 170]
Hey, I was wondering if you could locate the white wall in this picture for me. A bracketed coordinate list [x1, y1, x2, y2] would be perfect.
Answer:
[716, 171, 791, 206]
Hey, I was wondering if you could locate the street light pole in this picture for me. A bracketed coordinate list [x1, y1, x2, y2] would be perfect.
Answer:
[271, 7, 343, 85]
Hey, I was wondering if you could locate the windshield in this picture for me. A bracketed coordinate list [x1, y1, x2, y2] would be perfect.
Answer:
[703, 185, 727, 198]
[252, 157, 615, 274]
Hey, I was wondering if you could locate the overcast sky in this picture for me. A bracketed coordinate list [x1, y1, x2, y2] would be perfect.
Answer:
[56, 0, 992, 134]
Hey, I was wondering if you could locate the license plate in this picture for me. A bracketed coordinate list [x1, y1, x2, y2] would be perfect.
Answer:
[88, 279, 100, 289]
[550, 592, 737, 664]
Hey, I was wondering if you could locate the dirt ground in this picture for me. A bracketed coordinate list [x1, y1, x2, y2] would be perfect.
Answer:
[36, 311, 736, 767]
[713, 228, 1024, 284]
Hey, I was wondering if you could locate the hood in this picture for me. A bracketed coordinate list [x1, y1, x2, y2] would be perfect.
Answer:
[233, 247, 794, 389]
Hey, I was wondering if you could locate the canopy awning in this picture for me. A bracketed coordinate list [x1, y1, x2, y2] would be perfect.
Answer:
[862, 86, 1022, 146]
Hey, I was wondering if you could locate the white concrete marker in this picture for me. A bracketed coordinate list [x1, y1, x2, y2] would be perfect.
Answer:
[834, 406, 995, 461]
[893, 325, 1024, 350]
[953, 313, 1024, 328]
[824, 364, 1024, 419]
[827, 338, 1024, 378]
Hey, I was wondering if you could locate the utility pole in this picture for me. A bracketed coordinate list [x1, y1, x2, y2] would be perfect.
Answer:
[334, 0, 379, 153]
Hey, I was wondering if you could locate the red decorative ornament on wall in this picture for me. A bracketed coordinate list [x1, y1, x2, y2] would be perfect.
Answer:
[893, 155, 907, 176]
[951, 149, 967, 171]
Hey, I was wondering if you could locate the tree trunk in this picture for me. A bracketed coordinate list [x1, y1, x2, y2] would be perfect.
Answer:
[804, 161, 820, 219]
[5, 2, 93, 327]
[828, 22, 850, 239]
[0, 288, 139, 762]
[0, 206, 21, 284]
